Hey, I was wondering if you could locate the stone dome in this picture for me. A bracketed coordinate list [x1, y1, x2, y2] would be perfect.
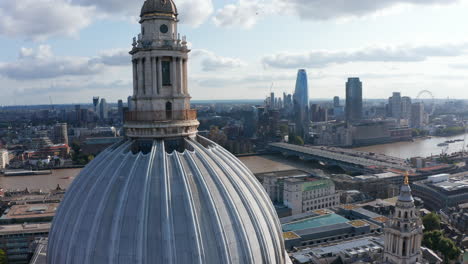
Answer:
[47, 136, 289, 264]
[140, 0, 178, 17]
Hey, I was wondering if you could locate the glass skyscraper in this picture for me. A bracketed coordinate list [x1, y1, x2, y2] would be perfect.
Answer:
[345, 77, 363, 123]
[293, 69, 310, 138]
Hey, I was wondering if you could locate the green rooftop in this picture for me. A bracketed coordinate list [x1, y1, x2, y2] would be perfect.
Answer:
[302, 179, 331, 192]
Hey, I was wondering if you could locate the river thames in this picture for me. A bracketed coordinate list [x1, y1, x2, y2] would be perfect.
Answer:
[0, 168, 81, 190]
[354, 133, 468, 159]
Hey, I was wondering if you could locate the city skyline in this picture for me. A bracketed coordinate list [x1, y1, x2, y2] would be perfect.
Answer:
[1, 0, 468, 105]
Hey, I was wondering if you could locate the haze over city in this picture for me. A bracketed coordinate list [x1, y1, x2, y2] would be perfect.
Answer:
[2, 0, 468, 105]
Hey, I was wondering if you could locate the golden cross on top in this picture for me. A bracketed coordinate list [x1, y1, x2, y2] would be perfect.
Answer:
[404, 171, 409, 185]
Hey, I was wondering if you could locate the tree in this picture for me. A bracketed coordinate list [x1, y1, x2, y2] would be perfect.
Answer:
[279, 124, 289, 136]
[288, 134, 304, 146]
[422, 212, 441, 231]
[0, 249, 6, 264]
[423, 230, 461, 262]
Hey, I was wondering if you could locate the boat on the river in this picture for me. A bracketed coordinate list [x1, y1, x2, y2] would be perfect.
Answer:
[437, 143, 449, 147]
[2, 170, 52, 177]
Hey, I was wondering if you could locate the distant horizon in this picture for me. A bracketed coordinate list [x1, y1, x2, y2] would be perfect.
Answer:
[0, 98, 465, 108]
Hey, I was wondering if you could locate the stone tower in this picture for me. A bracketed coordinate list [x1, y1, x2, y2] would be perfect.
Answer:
[125, 0, 199, 139]
[383, 174, 424, 264]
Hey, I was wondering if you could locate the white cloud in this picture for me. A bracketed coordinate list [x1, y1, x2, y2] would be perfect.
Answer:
[191, 49, 246, 71]
[0, 0, 94, 41]
[213, 0, 271, 28]
[284, 0, 459, 20]
[262, 43, 468, 69]
[213, 0, 459, 28]
[72, 0, 214, 26]
[0, 45, 131, 80]
[177, 0, 214, 27]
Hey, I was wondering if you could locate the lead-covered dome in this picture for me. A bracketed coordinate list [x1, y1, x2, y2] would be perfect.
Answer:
[48, 136, 289, 264]
[141, 0, 178, 17]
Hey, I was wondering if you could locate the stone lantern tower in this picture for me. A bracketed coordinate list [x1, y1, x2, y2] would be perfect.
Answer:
[383, 174, 424, 264]
[125, 0, 198, 139]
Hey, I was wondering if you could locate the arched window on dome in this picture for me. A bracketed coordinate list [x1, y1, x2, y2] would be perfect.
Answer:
[405, 212, 408, 219]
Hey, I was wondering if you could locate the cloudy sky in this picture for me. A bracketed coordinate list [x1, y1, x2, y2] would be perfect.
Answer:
[1, 0, 468, 105]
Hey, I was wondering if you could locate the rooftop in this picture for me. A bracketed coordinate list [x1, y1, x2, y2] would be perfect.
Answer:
[290, 236, 384, 263]
[0, 222, 51, 235]
[282, 213, 349, 232]
[1, 203, 58, 220]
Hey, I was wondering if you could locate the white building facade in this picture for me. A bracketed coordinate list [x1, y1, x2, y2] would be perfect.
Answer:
[283, 178, 340, 215]
[0, 149, 9, 169]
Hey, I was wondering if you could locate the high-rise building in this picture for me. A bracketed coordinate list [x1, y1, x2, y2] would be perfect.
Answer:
[99, 98, 108, 120]
[411, 102, 425, 128]
[0, 149, 9, 169]
[75, 105, 82, 123]
[345, 77, 363, 123]
[92, 96, 99, 114]
[118, 99, 124, 122]
[293, 69, 310, 138]
[389, 92, 402, 120]
[333, 96, 340, 107]
[401, 96, 412, 124]
[383, 175, 423, 263]
[53, 123, 68, 146]
[48, 1, 289, 263]
[270, 92, 275, 109]
[127, 96, 133, 111]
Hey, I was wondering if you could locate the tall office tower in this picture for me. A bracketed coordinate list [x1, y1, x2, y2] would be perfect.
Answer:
[99, 98, 108, 120]
[333, 96, 340, 107]
[75, 105, 82, 123]
[411, 102, 425, 128]
[383, 175, 423, 264]
[345, 77, 363, 123]
[389, 92, 402, 119]
[270, 92, 275, 109]
[53, 123, 69, 145]
[118, 99, 124, 122]
[127, 96, 133, 111]
[283, 92, 288, 108]
[401, 96, 412, 124]
[293, 69, 310, 138]
[48, 1, 289, 263]
[92, 96, 100, 114]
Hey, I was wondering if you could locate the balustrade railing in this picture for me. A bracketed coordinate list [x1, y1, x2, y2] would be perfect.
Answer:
[125, 110, 197, 122]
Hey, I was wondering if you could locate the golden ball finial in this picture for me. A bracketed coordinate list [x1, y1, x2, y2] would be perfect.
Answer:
[404, 171, 409, 185]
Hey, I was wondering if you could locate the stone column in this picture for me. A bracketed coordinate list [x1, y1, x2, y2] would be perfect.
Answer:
[157, 57, 162, 94]
[171, 56, 177, 95]
[151, 57, 157, 95]
[183, 59, 188, 94]
[177, 57, 183, 94]
[144, 57, 152, 95]
[137, 58, 144, 96]
[132, 60, 138, 96]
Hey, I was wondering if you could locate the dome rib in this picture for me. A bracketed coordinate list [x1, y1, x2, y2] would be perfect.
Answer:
[49, 141, 131, 263]
[183, 143, 232, 263]
[215, 146, 285, 261]
[188, 140, 255, 263]
[83, 148, 139, 263]
[210, 146, 275, 262]
[66, 142, 134, 263]
[172, 151, 204, 263]
[107, 150, 141, 264]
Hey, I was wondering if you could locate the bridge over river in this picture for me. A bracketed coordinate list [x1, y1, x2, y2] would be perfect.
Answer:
[268, 143, 412, 173]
